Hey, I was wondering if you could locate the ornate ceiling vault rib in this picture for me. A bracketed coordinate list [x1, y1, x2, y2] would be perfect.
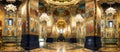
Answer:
[44, 0, 81, 5]
[99, 0, 120, 4]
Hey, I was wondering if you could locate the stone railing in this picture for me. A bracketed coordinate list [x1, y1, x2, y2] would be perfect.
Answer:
[102, 38, 119, 48]
[2, 36, 21, 47]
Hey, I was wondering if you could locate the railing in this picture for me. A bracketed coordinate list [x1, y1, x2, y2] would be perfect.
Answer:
[102, 38, 119, 48]
[1, 36, 21, 47]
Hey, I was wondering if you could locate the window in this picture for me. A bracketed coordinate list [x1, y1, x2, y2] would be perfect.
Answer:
[59, 29, 63, 34]
[8, 19, 13, 26]
[108, 21, 113, 28]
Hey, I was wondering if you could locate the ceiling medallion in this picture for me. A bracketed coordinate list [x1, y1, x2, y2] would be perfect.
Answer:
[45, 0, 80, 5]
[105, 7, 116, 15]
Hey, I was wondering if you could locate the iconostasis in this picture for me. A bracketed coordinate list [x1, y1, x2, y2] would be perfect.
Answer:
[4, 4, 17, 36]
[97, 0, 120, 48]
[99, 1, 119, 38]
[0, 0, 24, 50]
[0, 0, 23, 37]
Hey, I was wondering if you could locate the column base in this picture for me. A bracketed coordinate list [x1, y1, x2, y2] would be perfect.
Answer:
[21, 34, 39, 50]
[84, 36, 101, 50]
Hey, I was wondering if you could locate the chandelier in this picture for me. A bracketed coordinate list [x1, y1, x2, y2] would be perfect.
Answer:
[39, 13, 49, 21]
[4, 4, 17, 12]
[105, 4, 116, 15]
[105, 6, 116, 15]
[75, 14, 84, 22]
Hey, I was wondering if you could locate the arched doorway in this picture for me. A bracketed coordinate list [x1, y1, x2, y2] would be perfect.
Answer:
[56, 18, 67, 41]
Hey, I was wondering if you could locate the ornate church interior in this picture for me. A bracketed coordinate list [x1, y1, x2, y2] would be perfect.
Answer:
[0, 0, 120, 52]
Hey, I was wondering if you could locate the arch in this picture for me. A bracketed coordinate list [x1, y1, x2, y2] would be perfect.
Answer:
[53, 8, 71, 23]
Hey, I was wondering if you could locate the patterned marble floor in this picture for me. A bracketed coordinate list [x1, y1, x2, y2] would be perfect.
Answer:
[0, 43, 120, 52]
[0, 47, 120, 52]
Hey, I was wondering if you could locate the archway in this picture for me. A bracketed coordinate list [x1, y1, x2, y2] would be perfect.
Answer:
[56, 18, 67, 41]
